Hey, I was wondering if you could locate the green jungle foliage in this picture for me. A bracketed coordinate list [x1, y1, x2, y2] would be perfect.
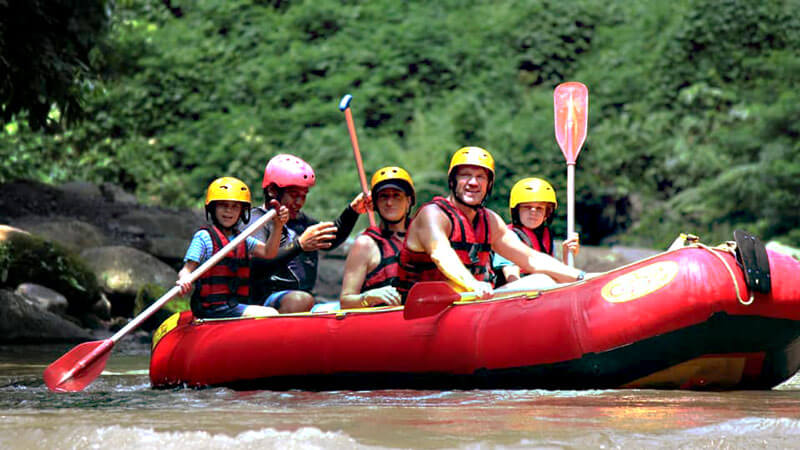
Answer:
[0, 0, 109, 129]
[2, 0, 799, 248]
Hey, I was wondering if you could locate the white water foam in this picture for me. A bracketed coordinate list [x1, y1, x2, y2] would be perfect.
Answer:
[3, 425, 385, 450]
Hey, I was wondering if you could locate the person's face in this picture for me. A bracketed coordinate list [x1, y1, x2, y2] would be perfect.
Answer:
[453, 165, 489, 206]
[278, 186, 309, 219]
[214, 200, 243, 228]
[376, 187, 410, 223]
[517, 201, 552, 229]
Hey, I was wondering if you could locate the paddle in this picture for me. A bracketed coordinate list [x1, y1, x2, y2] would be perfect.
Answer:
[403, 281, 538, 320]
[554, 82, 588, 267]
[43, 209, 277, 393]
[339, 94, 377, 227]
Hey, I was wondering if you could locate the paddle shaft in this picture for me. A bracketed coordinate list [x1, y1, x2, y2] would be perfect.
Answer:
[566, 164, 575, 267]
[339, 94, 376, 227]
[111, 209, 277, 343]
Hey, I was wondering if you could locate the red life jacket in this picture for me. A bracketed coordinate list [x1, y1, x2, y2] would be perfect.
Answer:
[361, 226, 403, 292]
[506, 224, 553, 278]
[191, 225, 250, 316]
[398, 196, 493, 297]
[508, 224, 553, 256]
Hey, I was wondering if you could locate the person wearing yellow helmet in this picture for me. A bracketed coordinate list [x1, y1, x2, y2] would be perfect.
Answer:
[175, 177, 289, 319]
[398, 147, 586, 300]
[493, 177, 581, 286]
[339, 166, 416, 309]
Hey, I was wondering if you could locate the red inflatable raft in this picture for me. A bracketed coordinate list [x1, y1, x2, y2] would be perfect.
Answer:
[150, 234, 800, 390]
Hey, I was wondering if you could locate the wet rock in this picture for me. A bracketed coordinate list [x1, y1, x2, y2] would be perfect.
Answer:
[0, 224, 30, 241]
[80, 245, 178, 317]
[91, 294, 113, 321]
[14, 283, 69, 316]
[100, 182, 138, 204]
[0, 225, 102, 314]
[9, 217, 107, 254]
[59, 181, 103, 199]
[0, 289, 92, 343]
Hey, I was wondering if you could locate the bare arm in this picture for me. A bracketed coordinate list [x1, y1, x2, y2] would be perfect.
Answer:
[502, 264, 521, 283]
[488, 210, 582, 283]
[176, 260, 199, 296]
[406, 204, 493, 297]
[340, 235, 401, 308]
[252, 201, 289, 259]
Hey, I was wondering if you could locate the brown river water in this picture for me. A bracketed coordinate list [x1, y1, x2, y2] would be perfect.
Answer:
[3, 343, 800, 449]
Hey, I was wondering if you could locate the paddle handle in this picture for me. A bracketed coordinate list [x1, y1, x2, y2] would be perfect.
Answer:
[339, 94, 376, 227]
[109, 209, 277, 343]
[566, 164, 575, 267]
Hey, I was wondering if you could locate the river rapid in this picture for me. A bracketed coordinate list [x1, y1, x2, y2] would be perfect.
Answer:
[3, 343, 800, 449]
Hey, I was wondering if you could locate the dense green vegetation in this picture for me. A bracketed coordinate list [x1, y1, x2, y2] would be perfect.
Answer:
[2, 0, 798, 248]
[0, 0, 109, 129]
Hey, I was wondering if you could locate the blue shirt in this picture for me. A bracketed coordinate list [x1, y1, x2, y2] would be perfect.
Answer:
[184, 229, 260, 264]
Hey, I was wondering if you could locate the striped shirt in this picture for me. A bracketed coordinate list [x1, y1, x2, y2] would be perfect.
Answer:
[184, 229, 260, 264]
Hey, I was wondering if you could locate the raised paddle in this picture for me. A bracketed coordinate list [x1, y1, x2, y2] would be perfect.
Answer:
[554, 82, 588, 267]
[339, 94, 377, 227]
[403, 281, 539, 320]
[43, 208, 277, 393]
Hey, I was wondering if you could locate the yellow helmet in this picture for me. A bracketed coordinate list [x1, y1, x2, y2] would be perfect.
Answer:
[447, 146, 495, 178]
[370, 166, 415, 205]
[206, 177, 252, 205]
[205, 177, 252, 224]
[509, 178, 557, 210]
[448, 146, 495, 206]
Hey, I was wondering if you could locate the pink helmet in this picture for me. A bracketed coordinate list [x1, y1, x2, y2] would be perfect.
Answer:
[262, 154, 316, 189]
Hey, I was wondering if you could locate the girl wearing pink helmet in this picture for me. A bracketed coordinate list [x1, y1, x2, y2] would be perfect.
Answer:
[249, 154, 371, 313]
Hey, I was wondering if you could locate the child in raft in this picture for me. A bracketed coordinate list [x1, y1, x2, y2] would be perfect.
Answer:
[176, 177, 288, 319]
[339, 166, 416, 309]
[493, 177, 581, 287]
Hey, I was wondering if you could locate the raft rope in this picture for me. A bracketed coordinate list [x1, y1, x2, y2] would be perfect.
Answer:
[600, 233, 755, 306]
[696, 242, 754, 306]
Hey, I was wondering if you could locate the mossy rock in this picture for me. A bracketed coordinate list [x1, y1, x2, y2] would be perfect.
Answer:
[0, 228, 100, 315]
[133, 283, 190, 332]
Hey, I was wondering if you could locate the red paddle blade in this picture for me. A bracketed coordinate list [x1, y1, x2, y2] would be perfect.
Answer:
[554, 82, 588, 164]
[43, 339, 114, 393]
[404, 281, 461, 320]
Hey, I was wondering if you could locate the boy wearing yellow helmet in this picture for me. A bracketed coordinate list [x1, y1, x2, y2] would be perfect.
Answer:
[339, 166, 415, 309]
[398, 147, 586, 300]
[493, 178, 581, 286]
[176, 177, 288, 319]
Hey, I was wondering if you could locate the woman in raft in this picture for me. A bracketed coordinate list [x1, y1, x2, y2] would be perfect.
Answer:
[338, 166, 416, 309]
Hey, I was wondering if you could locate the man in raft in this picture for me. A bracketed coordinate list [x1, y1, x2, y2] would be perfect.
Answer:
[250, 153, 371, 313]
[397, 146, 586, 300]
[339, 166, 415, 309]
